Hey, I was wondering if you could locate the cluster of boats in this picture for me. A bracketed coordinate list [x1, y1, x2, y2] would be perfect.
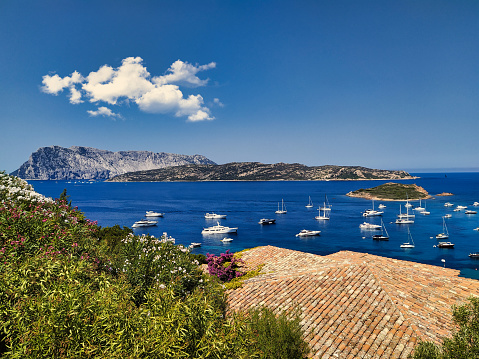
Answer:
[131, 197, 479, 257]
[359, 199, 479, 253]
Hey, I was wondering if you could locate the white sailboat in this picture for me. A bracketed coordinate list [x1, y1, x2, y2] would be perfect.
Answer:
[414, 198, 425, 212]
[405, 194, 412, 208]
[421, 200, 430, 215]
[305, 196, 313, 208]
[362, 200, 383, 217]
[396, 205, 414, 224]
[275, 199, 287, 214]
[400, 227, 415, 248]
[319, 195, 332, 211]
[436, 216, 449, 239]
[315, 202, 330, 220]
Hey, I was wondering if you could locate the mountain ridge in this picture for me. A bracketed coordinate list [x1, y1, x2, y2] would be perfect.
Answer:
[11, 146, 216, 180]
[107, 162, 414, 182]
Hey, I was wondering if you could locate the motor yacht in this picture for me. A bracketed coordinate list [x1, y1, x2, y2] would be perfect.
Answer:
[202, 222, 238, 234]
[204, 213, 227, 219]
[295, 229, 321, 237]
[145, 211, 164, 217]
[258, 218, 276, 225]
[437, 242, 454, 248]
[359, 222, 381, 230]
[132, 220, 158, 228]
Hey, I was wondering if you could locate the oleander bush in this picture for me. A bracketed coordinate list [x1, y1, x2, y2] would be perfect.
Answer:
[0, 171, 310, 358]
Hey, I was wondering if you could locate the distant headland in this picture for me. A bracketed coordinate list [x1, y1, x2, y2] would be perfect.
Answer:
[107, 162, 415, 182]
[10, 146, 416, 182]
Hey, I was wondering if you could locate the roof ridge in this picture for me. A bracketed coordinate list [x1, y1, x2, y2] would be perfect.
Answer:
[360, 256, 427, 344]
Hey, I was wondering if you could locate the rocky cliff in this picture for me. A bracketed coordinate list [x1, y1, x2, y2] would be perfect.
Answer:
[11, 146, 216, 180]
[107, 162, 414, 182]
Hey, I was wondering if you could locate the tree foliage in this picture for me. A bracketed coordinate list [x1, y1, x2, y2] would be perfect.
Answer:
[414, 296, 479, 359]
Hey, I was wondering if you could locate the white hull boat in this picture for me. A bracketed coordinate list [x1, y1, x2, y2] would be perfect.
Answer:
[296, 229, 321, 237]
[436, 217, 449, 239]
[132, 220, 158, 228]
[363, 200, 383, 217]
[145, 211, 164, 217]
[275, 199, 287, 214]
[359, 222, 381, 230]
[221, 237, 233, 242]
[305, 196, 313, 208]
[319, 195, 332, 211]
[202, 222, 238, 234]
[205, 213, 227, 219]
[400, 228, 415, 248]
[413, 199, 425, 212]
[315, 202, 330, 220]
[396, 205, 414, 224]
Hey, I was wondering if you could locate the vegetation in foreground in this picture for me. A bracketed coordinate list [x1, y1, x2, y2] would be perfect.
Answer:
[413, 296, 479, 359]
[0, 171, 310, 358]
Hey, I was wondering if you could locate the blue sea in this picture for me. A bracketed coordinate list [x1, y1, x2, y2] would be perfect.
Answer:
[30, 173, 479, 279]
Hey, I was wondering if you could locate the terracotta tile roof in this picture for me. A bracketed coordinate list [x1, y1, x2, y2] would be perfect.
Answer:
[227, 246, 479, 358]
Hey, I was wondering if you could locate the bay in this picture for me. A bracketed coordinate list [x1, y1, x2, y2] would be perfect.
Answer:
[30, 173, 479, 279]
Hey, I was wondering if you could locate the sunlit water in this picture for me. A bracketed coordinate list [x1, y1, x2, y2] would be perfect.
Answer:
[31, 173, 479, 279]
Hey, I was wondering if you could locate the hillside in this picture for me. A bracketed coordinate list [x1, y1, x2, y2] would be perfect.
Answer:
[107, 162, 414, 182]
[11, 146, 216, 180]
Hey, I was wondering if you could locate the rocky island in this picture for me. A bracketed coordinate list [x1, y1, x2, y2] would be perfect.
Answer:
[346, 182, 431, 201]
[107, 162, 414, 182]
[11, 146, 216, 180]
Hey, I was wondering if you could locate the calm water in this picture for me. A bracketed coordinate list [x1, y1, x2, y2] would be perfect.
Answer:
[30, 173, 479, 279]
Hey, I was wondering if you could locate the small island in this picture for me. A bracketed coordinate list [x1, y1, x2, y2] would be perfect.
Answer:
[346, 182, 431, 201]
[436, 192, 454, 196]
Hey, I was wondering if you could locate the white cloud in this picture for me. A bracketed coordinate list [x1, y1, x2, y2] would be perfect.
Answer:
[82, 57, 154, 104]
[42, 71, 84, 105]
[213, 98, 224, 107]
[41, 57, 217, 121]
[87, 106, 122, 119]
[153, 60, 216, 87]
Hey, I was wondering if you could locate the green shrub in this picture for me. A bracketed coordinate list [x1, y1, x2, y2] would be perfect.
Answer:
[246, 306, 310, 359]
[97, 224, 133, 257]
[115, 233, 204, 305]
[414, 297, 479, 359]
[0, 172, 312, 358]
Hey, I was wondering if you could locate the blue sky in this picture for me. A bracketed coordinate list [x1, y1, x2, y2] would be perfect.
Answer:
[1, 0, 478, 174]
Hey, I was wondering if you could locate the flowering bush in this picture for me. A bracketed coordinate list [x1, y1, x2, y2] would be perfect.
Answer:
[206, 250, 244, 282]
[116, 232, 204, 305]
[0, 172, 310, 358]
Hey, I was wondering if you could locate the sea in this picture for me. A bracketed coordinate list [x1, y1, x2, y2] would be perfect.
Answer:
[30, 173, 479, 279]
